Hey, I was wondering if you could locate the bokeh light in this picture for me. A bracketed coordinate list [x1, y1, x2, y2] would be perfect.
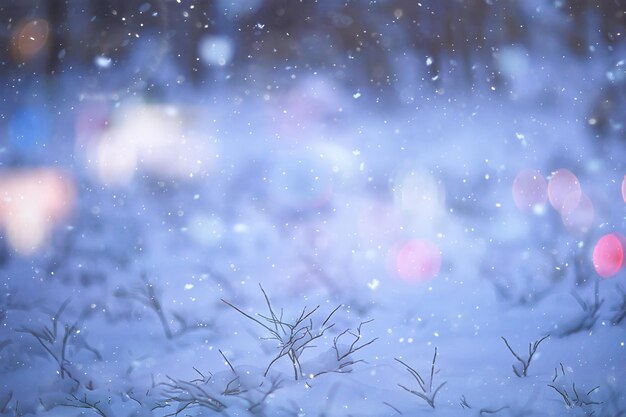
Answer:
[85, 103, 214, 186]
[511, 169, 547, 212]
[0, 169, 75, 254]
[0, 1, 625, 415]
[561, 193, 594, 235]
[394, 171, 445, 223]
[547, 168, 581, 212]
[199, 35, 234, 67]
[592, 233, 624, 278]
[95, 134, 139, 185]
[388, 239, 441, 282]
[10, 19, 50, 62]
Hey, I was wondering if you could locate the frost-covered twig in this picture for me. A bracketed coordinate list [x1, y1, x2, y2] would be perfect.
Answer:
[161, 353, 284, 416]
[333, 319, 378, 362]
[218, 350, 246, 397]
[395, 347, 447, 408]
[501, 334, 549, 377]
[222, 284, 345, 380]
[314, 319, 378, 378]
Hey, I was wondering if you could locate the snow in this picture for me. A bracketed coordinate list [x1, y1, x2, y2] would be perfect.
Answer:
[1, 1, 625, 416]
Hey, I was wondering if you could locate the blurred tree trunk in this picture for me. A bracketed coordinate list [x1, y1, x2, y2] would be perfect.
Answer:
[599, 1, 625, 46]
[566, 0, 588, 55]
[46, 0, 65, 76]
[3, 0, 622, 96]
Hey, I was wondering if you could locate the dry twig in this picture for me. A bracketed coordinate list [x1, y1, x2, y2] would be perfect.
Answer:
[395, 347, 447, 408]
[501, 335, 549, 377]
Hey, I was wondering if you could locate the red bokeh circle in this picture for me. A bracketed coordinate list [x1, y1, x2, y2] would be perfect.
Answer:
[592, 233, 624, 278]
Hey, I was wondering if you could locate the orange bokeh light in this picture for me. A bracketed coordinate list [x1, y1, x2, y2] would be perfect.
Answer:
[592, 233, 624, 278]
[511, 169, 547, 212]
[11, 19, 50, 61]
[0, 169, 75, 254]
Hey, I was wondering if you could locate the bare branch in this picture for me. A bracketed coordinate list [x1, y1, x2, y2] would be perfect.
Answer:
[219, 349, 237, 376]
[383, 401, 403, 414]
[221, 298, 277, 337]
[479, 406, 510, 415]
[501, 335, 548, 377]
[224, 287, 374, 380]
[395, 348, 446, 408]
[63, 394, 107, 417]
[460, 394, 471, 409]
[549, 365, 603, 409]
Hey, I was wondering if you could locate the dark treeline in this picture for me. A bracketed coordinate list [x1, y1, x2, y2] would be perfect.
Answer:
[1, 0, 624, 112]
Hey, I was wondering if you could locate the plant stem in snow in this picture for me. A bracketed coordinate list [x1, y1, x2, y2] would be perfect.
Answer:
[395, 347, 447, 408]
[501, 334, 549, 377]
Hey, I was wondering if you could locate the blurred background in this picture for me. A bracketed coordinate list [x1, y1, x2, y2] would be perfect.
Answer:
[1, 0, 625, 96]
[0, 0, 624, 293]
[0, 1, 625, 415]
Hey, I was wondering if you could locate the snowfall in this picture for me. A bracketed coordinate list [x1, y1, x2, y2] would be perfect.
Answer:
[0, 1, 625, 417]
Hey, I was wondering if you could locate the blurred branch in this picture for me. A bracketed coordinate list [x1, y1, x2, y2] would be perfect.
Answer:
[115, 273, 211, 340]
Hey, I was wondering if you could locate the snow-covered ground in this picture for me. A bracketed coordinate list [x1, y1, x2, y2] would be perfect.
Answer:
[1, 2, 625, 416]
